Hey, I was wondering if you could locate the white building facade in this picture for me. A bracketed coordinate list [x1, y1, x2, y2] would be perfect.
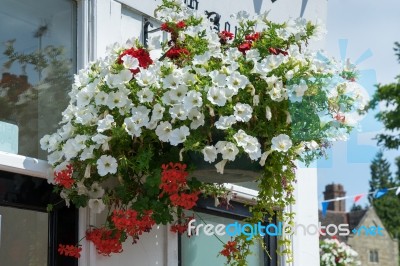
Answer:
[0, 0, 325, 265]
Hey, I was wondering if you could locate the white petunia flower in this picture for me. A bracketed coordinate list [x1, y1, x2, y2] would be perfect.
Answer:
[271, 134, 292, 152]
[234, 103, 253, 122]
[97, 114, 114, 132]
[151, 103, 165, 122]
[169, 84, 188, 101]
[215, 159, 228, 174]
[216, 141, 239, 161]
[95, 91, 108, 106]
[215, 115, 237, 130]
[259, 150, 273, 166]
[193, 52, 211, 65]
[121, 55, 139, 69]
[207, 86, 227, 106]
[76, 87, 94, 107]
[233, 129, 249, 147]
[183, 90, 203, 110]
[266, 106, 272, 121]
[135, 69, 157, 87]
[169, 104, 188, 120]
[227, 72, 249, 91]
[210, 71, 227, 87]
[137, 87, 154, 103]
[169, 126, 190, 146]
[188, 109, 205, 129]
[89, 182, 105, 199]
[88, 199, 106, 214]
[155, 121, 172, 142]
[202, 145, 218, 163]
[96, 155, 118, 176]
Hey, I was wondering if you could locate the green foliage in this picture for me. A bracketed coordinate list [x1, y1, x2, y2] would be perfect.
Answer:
[366, 42, 400, 149]
[369, 152, 400, 241]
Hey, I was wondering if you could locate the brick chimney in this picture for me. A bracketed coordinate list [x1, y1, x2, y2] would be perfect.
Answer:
[323, 183, 346, 212]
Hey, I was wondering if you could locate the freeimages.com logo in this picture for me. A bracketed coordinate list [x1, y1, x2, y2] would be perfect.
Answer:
[187, 219, 384, 240]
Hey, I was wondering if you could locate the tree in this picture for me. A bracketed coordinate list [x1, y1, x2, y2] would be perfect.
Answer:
[349, 203, 363, 212]
[367, 42, 400, 264]
[368, 152, 400, 241]
[368, 151, 393, 202]
[367, 43, 400, 149]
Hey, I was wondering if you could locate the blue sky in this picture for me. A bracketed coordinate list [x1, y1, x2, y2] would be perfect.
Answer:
[317, 0, 400, 210]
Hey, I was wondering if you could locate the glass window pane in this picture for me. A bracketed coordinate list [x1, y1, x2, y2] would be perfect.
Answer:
[0, 206, 48, 266]
[181, 212, 263, 266]
[0, 0, 76, 159]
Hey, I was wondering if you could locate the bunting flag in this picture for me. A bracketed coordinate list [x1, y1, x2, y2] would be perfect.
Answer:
[354, 194, 363, 203]
[322, 201, 329, 218]
[320, 186, 400, 207]
[374, 188, 388, 199]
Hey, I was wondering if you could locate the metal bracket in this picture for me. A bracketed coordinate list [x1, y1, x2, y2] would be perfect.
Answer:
[184, 0, 199, 10]
[204, 11, 221, 32]
[143, 18, 162, 48]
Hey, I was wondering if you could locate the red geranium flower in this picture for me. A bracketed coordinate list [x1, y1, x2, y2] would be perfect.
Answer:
[165, 47, 190, 60]
[238, 41, 252, 54]
[118, 47, 153, 74]
[54, 164, 74, 189]
[86, 228, 123, 256]
[58, 244, 82, 258]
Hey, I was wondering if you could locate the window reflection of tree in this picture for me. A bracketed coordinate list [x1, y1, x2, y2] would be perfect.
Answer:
[0, 38, 72, 158]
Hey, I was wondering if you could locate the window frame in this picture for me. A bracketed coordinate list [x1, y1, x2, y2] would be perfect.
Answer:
[369, 249, 379, 263]
[0, 168, 79, 266]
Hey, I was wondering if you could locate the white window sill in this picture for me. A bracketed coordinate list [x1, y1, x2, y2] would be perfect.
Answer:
[0, 151, 50, 179]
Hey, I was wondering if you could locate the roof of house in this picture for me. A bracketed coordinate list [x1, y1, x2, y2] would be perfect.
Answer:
[318, 208, 368, 242]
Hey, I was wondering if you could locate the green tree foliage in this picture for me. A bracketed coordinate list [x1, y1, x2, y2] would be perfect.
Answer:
[368, 152, 400, 241]
[367, 43, 400, 149]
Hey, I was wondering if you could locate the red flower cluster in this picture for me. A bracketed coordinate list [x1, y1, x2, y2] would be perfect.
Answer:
[111, 210, 155, 238]
[238, 32, 262, 54]
[170, 215, 195, 234]
[268, 47, 289, 56]
[219, 31, 234, 44]
[165, 46, 190, 60]
[118, 47, 153, 74]
[169, 192, 199, 209]
[159, 163, 200, 210]
[220, 241, 239, 257]
[86, 228, 123, 256]
[58, 244, 82, 258]
[54, 164, 74, 189]
[161, 21, 186, 33]
[238, 42, 252, 54]
[245, 32, 260, 41]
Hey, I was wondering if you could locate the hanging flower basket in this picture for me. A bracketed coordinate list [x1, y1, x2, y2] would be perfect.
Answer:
[41, 0, 366, 264]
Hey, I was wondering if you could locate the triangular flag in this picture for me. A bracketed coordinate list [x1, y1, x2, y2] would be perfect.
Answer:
[322, 201, 329, 218]
[396, 187, 400, 196]
[374, 188, 388, 199]
[354, 194, 363, 203]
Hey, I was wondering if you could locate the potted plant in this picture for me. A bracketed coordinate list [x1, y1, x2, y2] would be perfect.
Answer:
[41, 0, 366, 264]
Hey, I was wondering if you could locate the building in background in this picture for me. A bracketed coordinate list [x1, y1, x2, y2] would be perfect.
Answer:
[320, 183, 399, 266]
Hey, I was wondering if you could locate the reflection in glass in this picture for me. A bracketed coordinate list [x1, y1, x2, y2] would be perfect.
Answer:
[0, 206, 48, 266]
[181, 212, 263, 265]
[0, 0, 76, 159]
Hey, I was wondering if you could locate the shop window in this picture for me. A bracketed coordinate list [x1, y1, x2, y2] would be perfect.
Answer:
[0, 169, 78, 265]
[179, 197, 277, 266]
[0, 0, 76, 159]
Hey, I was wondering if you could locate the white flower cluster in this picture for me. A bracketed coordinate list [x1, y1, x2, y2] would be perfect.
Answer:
[320, 238, 361, 266]
[40, 0, 365, 212]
